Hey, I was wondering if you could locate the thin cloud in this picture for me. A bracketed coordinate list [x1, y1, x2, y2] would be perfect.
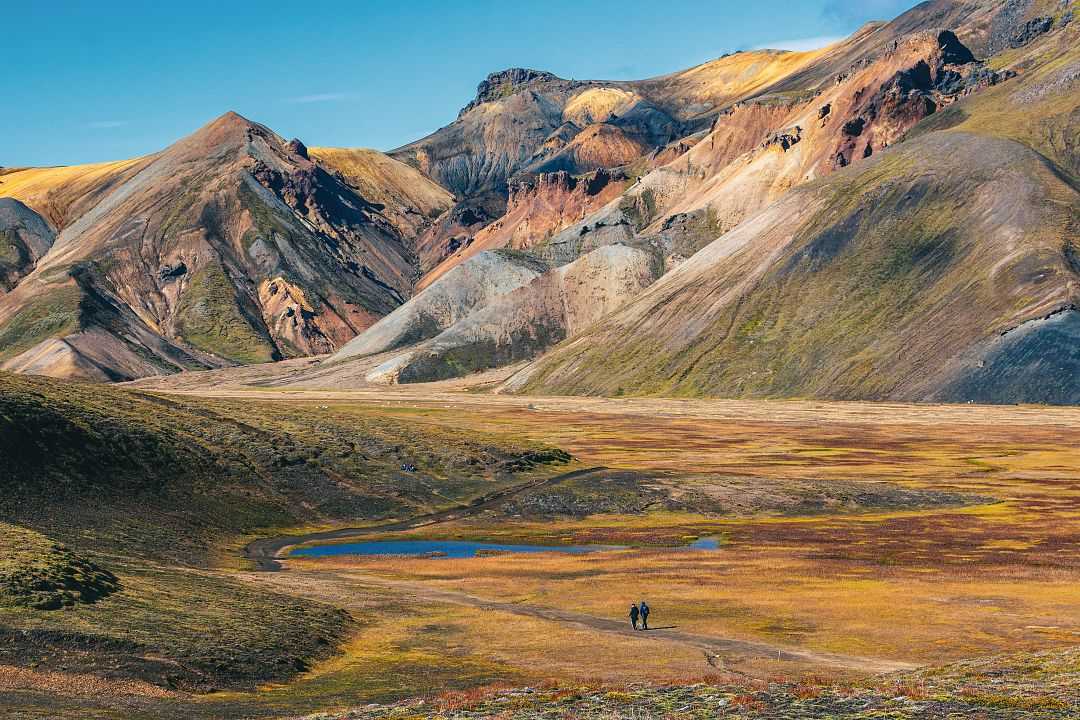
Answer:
[752, 36, 844, 52]
[87, 120, 128, 129]
[288, 92, 347, 104]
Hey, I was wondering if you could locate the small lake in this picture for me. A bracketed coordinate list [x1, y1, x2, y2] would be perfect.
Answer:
[291, 537, 721, 559]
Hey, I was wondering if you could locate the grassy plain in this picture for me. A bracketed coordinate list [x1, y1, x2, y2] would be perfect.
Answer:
[3, 379, 1079, 717]
[134, 387, 1079, 718]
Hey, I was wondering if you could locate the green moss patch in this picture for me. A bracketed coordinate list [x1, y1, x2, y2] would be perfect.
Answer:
[174, 261, 277, 364]
[0, 524, 119, 610]
[0, 285, 82, 361]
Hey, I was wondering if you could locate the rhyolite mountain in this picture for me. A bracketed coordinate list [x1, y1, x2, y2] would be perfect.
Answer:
[504, 2, 1080, 404]
[3, 0, 1079, 403]
[0, 114, 447, 380]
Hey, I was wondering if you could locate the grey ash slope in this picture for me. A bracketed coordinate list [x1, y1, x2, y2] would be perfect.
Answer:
[364, 244, 661, 384]
[332, 249, 551, 361]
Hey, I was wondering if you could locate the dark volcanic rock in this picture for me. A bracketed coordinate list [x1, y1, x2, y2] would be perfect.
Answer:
[158, 262, 188, 282]
[1009, 16, 1054, 47]
[459, 68, 561, 117]
[0, 198, 55, 292]
[842, 118, 866, 137]
[286, 138, 309, 159]
[940, 307, 1080, 405]
[936, 30, 976, 65]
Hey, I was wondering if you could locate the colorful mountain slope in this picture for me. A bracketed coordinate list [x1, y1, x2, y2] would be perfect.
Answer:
[0, 113, 426, 380]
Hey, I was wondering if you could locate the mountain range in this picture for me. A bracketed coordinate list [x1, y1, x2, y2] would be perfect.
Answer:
[2, 0, 1077, 402]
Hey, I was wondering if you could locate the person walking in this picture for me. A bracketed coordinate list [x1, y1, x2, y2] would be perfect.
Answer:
[629, 603, 640, 630]
[639, 600, 650, 630]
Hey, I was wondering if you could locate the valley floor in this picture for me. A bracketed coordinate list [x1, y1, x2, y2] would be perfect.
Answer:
[5, 380, 1080, 719]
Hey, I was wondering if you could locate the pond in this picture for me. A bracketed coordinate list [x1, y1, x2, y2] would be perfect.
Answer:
[290, 537, 721, 559]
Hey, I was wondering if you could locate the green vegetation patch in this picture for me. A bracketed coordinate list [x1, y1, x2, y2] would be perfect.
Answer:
[174, 261, 277, 364]
[0, 284, 82, 361]
[619, 187, 658, 231]
[0, 373, 571, 703]
[0, 523, 119, 610]
[0, 563, 351, 692]
[0, 229, 25, 266]
[0, 373, 570, 561]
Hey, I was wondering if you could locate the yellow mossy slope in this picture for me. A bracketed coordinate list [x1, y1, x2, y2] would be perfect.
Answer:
[0, 159, 146, 229]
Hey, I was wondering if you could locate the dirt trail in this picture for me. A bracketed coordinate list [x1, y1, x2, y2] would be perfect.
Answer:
[244, 466, 608, 570]
[249, 568, 916, 675]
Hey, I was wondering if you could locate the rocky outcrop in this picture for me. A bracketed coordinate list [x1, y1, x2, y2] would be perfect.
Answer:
[258, 277, 337, 357]
[459, 68, 563, 117]
[368, 244, 660, 383]
[412, 195, 503, 278]
[831, 31, 1003, 169]
[0, 199, 54, 292]
[333, 250, 551, 362]
[419, 169, 630, 289]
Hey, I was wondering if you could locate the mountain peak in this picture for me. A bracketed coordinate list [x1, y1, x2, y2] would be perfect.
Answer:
[171, 111, 270, 157]
[203, 110, 257, 132]
[459, 68, 562, 117]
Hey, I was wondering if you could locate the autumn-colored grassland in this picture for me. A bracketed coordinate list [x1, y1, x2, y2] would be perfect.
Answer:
[200, 391, 1080, 714]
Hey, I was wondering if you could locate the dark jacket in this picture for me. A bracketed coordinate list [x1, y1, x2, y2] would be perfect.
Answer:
[629, 605, 640, 619]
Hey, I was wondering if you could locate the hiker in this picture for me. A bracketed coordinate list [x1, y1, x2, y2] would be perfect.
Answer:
[639, 601, 650, 630]
[629, 603, 640, 630]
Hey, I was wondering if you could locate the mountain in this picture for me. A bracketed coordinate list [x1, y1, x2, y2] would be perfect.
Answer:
[259, 0, 1078, 405]
[2, 0, 1077, 404]
[391, 48, 830, 275]
[508, 4, 1080, 404]
[0, 114, 433, 380]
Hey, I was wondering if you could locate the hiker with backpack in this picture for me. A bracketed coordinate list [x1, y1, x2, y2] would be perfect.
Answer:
[639, 600, 650, 630]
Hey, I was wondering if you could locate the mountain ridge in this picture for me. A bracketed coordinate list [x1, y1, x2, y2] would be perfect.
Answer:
[1, 0, 1077, 403]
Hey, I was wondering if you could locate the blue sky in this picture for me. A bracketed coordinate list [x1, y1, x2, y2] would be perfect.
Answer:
[3, 0, 913, 167]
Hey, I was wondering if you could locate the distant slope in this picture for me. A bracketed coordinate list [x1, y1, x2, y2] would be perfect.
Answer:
[510, 126, 1079, 401]
[367, 244, 661, 384]
[308, 146, 454, 240]
[0, 157, 149, 231]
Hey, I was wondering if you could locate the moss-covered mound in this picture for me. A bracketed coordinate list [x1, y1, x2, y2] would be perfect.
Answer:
[0, 524, 119, 610]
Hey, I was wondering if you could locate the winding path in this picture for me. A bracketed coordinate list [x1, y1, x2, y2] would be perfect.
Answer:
[293, 571, 917, 674]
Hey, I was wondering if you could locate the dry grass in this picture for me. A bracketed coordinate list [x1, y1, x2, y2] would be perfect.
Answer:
[261, 389, 1080, 684]
[17, 386, 1076, 716]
